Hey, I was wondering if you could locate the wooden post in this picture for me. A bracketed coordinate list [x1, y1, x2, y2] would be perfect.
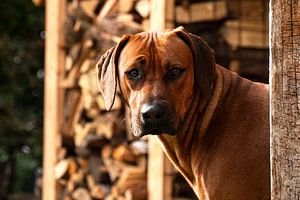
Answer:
[148, 0, 174, 200]
[43, 0, 66, 199]
[270, 0, 300, 199]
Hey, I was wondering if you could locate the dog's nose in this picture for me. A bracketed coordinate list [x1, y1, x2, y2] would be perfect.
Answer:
[141, 103, 166, 123]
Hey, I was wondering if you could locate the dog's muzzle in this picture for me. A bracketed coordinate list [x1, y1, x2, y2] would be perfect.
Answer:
[140, 102, 177, 136]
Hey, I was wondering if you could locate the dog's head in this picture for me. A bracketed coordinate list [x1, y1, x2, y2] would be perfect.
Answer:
[96, 27, 215, 137]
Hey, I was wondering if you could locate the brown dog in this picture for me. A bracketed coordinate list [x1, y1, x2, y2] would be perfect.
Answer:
[96, 27, 270, 200]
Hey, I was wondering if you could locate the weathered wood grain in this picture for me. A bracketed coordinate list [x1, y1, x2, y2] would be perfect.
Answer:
[271, 0, 300, 199]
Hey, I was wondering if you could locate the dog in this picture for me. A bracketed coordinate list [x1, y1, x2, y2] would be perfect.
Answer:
[96, 26, 270, 200]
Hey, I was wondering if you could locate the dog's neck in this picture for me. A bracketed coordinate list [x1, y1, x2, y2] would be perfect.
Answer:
[156, 65, 225, 197]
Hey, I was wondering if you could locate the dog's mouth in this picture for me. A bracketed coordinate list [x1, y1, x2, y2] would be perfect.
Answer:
[145, 128, 163, 135]
[139, 123, 177, 137]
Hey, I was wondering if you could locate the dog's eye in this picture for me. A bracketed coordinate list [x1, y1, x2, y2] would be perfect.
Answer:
[125, 68, 141, 80]
[167, 67, 185, 80]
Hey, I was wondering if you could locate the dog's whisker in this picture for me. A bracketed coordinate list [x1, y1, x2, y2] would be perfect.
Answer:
[120, 118, 127, 125]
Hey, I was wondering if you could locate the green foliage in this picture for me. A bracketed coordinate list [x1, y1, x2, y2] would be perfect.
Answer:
[0, 0, 44, 194]
[12, 152, 39, 193]
[0, 0, 44, 38]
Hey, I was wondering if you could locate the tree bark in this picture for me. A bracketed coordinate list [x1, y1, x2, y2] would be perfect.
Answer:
[271, 0, 300, 199]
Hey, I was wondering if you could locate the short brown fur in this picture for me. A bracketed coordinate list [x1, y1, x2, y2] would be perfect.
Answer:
[96, 27, 270, 200]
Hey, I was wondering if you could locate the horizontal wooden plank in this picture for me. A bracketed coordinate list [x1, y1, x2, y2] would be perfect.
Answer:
[226, 0, 268, 20]
[175, 1, 227, 23]
[221, 20, 269, 49]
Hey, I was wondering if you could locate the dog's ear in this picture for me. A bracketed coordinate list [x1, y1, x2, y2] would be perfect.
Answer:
[96, 35, 130, 111]
[173, 26, 216, 101]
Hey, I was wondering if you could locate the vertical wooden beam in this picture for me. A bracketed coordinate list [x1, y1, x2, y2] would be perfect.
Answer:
[148, 0, 166, 197]
[163, 2, 175, 200]
[148, 1, 174, 200]
[270, 0, 300, 199]
[150, 0, 166, 31]
[43, 0, 66, 199]
[147, 136, 165, 200]
[147, 0, 166, 195]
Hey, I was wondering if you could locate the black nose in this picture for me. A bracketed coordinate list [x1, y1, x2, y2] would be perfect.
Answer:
[141, 103, 167, 123]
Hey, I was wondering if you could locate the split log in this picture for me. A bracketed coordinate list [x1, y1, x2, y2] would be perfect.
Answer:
[62, 89, 81, 137]
[78, 70, 98, 96]
[79, 59, 93, 74]
[130, 140, 148, 156]
[86, 174, 96, 190]
[114, 165, 146, 194]
[88, 155, 103, 183]
[74, 123, 93, 148]
[95, 117, 114, 139]
[60, 39, 94, 88]
[77, 158, 89, 170]
[79, 0, 100, 18]
[32, 0, 44, 6]
[91, 184, 109, 199]
[101, 145, 123, 182]
[62, 195, 73, 200]
[112, 143, 136, 164]
[57, 147, 67, 160]
[97, 0, 118, 21]
[66, 43, 81, 72]
[96, 94, 122, 111]
[55, 159, 69, 180]
[135, 0, 150, 18]
[68, 170, 85, 192]
[68, 157, 78, 175]
[124, 183, 147, 200]
[94, 111, 126, 142]
[72, 187, 91, 200]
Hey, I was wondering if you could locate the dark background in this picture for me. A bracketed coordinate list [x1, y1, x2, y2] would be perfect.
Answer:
[0, 0, 44, 198]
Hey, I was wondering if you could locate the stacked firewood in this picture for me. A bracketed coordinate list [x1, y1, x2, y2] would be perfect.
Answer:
[55, 139, 148, 200]
[50, 0, 269, 199]
[222, 0, 269, 83]
[174, 0, 269, 83]
[55, 1, 148, 200]
[53, 0, 196, 199]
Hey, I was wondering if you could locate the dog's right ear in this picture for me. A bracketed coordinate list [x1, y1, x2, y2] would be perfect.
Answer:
[96, 35, 130, 111]
[172, 26, 216, 103]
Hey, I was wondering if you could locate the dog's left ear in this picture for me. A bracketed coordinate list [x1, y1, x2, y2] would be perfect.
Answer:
[96, 35, 130, 111]
[172, 26, 216, 101]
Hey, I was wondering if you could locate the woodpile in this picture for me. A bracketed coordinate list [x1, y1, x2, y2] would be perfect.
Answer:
[175, 0, 269, 83]
[223, 0, 269, 83]
[56, 0, 148, 199]
[52, 0, 269, 199]
[55, 0, 196, 199]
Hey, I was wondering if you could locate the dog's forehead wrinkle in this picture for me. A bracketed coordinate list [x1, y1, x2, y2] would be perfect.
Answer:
[134, 31, 158, 47]
[124, 55, 147, 69]
[120, 31, 193, 88]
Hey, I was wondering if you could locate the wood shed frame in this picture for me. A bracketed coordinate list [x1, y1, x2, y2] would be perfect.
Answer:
[43, 0, 66, 200]
[42, 0, 300, 199]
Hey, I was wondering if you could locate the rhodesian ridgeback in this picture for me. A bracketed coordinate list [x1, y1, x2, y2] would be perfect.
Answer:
[96, 27, 270, 200]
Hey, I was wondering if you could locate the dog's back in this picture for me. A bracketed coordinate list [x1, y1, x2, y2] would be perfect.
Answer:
[193, 66, 270, 199]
